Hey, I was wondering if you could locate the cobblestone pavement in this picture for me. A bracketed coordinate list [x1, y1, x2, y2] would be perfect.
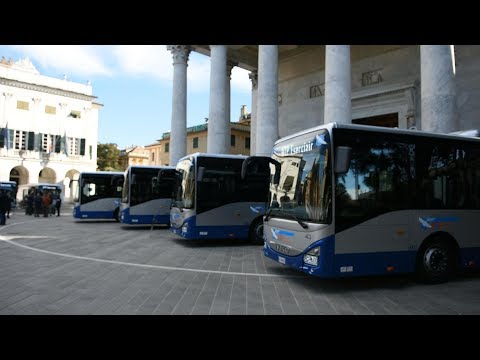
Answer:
[1, 207, 479, 315]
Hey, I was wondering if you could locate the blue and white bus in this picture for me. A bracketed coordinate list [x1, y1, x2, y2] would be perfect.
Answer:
[18, 183, 63, 205]
[250, 122, 480, 283]
[120, 165, 176, 226]
[168, 153, 272, 243]
[73, 171, 124, 220]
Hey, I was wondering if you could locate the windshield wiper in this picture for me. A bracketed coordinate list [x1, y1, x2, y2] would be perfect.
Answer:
[264, 207, 275, 222]
[265, 209, 308, 229]
[289, 214, 309, 229]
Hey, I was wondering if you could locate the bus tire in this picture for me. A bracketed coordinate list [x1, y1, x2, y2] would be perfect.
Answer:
[113, 208, 120, 222]
[416, 234, 457, 284]
[249, 217, 264, 245]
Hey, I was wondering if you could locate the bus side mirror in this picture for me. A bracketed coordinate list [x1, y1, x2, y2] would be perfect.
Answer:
[241, 156, 280, 185]
[335, 146, 352, 174]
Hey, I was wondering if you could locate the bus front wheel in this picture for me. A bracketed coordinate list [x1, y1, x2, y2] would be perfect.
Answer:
[249, 218, 264, 245]
[416, 236, 456, 284]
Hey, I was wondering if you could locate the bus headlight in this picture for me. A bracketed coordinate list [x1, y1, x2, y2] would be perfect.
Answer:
[304, 247, 320, 266]
[182, 223, 188, 233]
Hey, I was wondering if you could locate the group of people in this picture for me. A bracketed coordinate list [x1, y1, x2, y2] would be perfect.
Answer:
[0, 190, 13, 225]
[24, 190, 62, 218]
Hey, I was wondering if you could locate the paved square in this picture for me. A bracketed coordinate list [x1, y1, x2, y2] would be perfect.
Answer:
[1, 207, 479, 315]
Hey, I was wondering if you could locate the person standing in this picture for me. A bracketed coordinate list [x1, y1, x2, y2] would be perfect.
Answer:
[42, 191, 52, 217]
[34, 192, 43, 217]
[55, 194, 62, 216]
[0, 190, 9, 225]
[5, 191, 12, 219]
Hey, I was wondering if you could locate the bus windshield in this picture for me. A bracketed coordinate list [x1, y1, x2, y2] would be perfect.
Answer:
[269, 129, 332, 224]
[174, 158, 195, 209]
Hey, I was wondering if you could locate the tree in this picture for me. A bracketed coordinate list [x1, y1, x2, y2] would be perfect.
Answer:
[97, 143, 121, 171]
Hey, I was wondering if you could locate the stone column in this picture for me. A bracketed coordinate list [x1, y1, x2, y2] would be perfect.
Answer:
[207, 45, 228, 154]
[167, 45, 191, 165]
[248, 71, 258, 156]
[420, 45, 457, 133]
[404, 87, 417, 129]
[256, 45, 278, 156]
[324, 45, 351, 124]
[226, 61, 237, 127]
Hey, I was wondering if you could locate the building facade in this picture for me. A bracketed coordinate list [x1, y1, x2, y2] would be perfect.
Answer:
[166, 45, 480, 159]
[118, 146, 150, 170]
[145, 115, 251, 166]
[0, 57, 102, 202]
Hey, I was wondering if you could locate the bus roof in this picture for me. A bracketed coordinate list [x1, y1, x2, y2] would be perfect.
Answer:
[19, 183, 62, 187]
[79, 171, 124, 176]
[274, 122, 480, 146]
[126, 165, 176, 171]
[178, 152, 248, 162]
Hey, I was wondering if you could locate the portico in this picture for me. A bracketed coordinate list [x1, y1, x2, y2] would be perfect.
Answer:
[167, 45, 475, 159]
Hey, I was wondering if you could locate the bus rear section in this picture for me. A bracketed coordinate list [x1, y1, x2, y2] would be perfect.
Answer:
[169, 153, 269, 243]
[120, 165, 175, 226]
[73, 172, 124, 220]
[263, 123, 480, 283]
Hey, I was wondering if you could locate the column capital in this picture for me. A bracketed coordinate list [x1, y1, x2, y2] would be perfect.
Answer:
[226, 60, 237, 79]
[248, 70, 258, 89]
[32, 97, 42, 104]
[167, 45, 191, 65]
[2, 92, 13, 98]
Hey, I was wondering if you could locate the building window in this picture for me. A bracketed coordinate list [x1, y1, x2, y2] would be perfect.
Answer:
[231, 134, 236, 147]
[17, 100, 29, 110]
[69, 110, 81, 118]
[14, 130, 27, 150]
[151, 152, 155, 161]
[41, 134, 55, 153]
[69, 137, 80, 155]
[45, 105, 56, 115]
[193, 137, 199, 149]
[165, 142, 169, 153]
[89, 145, 93, 160]
[245, 137, 250, 149]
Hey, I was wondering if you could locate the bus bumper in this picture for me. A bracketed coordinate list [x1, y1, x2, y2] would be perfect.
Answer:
[264, 235, 336, 277]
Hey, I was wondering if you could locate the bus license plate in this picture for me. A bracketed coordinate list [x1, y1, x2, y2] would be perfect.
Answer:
[278, 256, 286, 264]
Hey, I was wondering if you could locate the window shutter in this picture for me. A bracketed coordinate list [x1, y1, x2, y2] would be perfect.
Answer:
[27, 131, 35, 150]
[80, 138, 86, 155]
[55, 135, 61, 153]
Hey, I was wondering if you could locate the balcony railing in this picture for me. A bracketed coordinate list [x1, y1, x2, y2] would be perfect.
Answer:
[1, 148, 87, 162]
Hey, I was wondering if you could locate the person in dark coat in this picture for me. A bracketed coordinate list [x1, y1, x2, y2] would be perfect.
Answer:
[55, 194, 62, 216]
[34, 192, 43, 218]
[5, 191, 12, 218]
[0, 190, 9, 225]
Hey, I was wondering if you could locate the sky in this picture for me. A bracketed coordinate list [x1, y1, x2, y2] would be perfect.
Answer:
[0, 45, 252, 149]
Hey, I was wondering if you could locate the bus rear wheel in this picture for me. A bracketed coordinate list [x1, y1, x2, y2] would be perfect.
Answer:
[113, 208, 120, 222]
[416, 237, 456, 284]
[249, 218, 264, 245]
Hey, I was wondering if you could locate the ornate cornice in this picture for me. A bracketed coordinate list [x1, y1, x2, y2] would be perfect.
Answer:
[0, 77, 97, 101]
[167, 45, 191, 65]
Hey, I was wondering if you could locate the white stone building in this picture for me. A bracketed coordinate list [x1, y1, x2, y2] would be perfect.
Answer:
[0, 57, 102, 202]
[166, 45, 480, 162]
